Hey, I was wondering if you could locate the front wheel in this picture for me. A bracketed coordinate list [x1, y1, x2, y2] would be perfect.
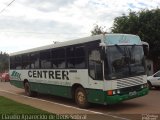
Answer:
[75, 87, 89, 108]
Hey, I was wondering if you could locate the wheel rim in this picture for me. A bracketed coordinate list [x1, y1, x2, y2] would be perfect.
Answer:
[77, 91, 85, 104]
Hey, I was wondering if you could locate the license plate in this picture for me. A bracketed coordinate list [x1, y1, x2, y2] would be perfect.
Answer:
[129, 91, 137, 96]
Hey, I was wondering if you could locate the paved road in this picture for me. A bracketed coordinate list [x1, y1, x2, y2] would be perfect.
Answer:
[0, 82, 160, 120]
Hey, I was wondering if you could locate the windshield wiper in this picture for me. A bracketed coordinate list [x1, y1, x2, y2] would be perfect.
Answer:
[115, 45, 125, 56]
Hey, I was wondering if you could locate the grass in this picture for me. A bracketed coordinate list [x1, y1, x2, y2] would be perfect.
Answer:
[0, 96, 48, 114]
[0, 96, 72, 120]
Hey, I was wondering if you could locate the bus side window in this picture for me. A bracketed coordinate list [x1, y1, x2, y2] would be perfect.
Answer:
[66, 45, 86, 69]
[66, 47, 75, 68]
[15, 55, 22, 69]
[88, 47, 103, 80]
[40, 50, 52, 69]
[51, 48, 66, 69]
[22, 54, 30, 69]
[30, 52, 40, 69]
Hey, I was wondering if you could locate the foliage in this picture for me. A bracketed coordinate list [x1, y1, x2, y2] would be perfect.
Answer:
[0, 51, 9, 72]
[111, 9, 160, 59]
[91, 24, 107, 35]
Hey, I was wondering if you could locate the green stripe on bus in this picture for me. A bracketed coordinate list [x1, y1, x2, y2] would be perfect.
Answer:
[10, 80, 24, 89]
[10, 80, 149, 105]
[10, 80, 72, 98]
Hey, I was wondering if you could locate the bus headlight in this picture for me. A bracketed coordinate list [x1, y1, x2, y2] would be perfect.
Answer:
[113, 90, 116, 95]
[141, 83, 148, 88]
[107, 89, 120, 96]
[117, 90, 120, 94]
[141, 85, 144, 89]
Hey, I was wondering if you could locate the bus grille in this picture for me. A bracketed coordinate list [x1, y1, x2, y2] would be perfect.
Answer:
[117, 76, 143, 89]
[120, 85, 142, 94]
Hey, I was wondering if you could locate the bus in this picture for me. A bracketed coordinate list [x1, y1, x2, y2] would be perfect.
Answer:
[9, 34, 149, 108]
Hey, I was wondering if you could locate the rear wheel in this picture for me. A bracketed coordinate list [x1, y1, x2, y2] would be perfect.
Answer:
[75, 87, 89, 108]
[24, 82, 37, 97]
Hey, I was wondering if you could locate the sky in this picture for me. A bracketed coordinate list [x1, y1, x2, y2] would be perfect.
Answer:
[0, 0, 160, 53]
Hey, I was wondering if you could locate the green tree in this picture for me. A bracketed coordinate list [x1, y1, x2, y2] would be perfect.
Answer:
[91, 24, 107, 35]
[0, 52, 9, 72]
[112, 11, 139, 34]
[111, 9, 160, 59]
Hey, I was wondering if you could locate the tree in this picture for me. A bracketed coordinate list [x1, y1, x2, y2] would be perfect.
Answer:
[112, 11, 139, 35]
[91, 24, 107, 35]
[0, 52, 9, 72]
[111, 9, 160, 59]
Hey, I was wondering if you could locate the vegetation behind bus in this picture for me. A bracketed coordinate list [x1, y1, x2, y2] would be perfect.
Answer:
[0, 52, 9, 72]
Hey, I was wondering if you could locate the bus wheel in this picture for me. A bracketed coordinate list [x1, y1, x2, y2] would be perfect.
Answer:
[75, 87, 89, 108]
[24, 82, 37, 97]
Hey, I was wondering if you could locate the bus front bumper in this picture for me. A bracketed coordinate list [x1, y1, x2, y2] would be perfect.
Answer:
[105, 87, 149, 105]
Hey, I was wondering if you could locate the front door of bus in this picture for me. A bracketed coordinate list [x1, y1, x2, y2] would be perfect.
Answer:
[87, 46, 105, 103]
[88, 46, 104, 90]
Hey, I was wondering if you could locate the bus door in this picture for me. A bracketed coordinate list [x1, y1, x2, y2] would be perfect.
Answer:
[88, 45, 104, 90]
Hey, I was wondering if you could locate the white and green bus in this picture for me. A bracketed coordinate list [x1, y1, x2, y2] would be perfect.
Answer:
[9, 34, 149, 108]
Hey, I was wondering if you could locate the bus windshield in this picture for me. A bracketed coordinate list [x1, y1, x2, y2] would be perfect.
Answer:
[105, 45, 145, 80]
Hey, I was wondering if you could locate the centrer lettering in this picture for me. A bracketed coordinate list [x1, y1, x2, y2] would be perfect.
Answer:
[28, 70, 69, 80]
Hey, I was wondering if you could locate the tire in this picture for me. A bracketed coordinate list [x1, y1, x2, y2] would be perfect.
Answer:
[24, 82, 37, 97]
[75, 87, 89, 108]
[147, 81, 152, 90]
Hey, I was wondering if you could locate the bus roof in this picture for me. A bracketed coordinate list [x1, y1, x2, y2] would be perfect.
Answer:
[10, 34, 140, 56]
[10, 34, 104, 56]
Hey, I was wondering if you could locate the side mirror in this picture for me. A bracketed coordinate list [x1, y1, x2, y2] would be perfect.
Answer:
[142, 41, 149, 56]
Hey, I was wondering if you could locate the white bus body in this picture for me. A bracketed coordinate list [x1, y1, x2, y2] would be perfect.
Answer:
[9, 34, 149, 108]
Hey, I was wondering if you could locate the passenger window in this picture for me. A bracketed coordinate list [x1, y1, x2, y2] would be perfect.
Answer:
[40, 50, 51, 69]
[22, 54, 30, 69]
[30, 52, 40, 69]
[75, 57, 85, 69]
[66, 45, 86, 69]
[67, 58, 75, 68]
[51, 48, 66, 69]
[75, 46, 85, 57]
[52, 59, 65, 69]
[15, 55, 22, 69]
[52, 48, 65, 59]
[67, 47, 75, 58]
